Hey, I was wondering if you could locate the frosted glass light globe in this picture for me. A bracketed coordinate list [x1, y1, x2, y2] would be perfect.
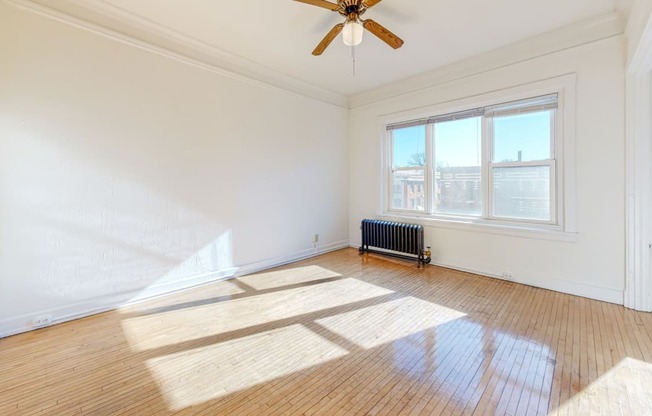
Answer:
[342, 21, 364, 46]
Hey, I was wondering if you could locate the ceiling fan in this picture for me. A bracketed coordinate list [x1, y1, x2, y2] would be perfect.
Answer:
[294, 0, 404, 56]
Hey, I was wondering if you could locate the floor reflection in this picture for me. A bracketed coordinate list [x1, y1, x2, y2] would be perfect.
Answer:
[4, 249, 652, 415]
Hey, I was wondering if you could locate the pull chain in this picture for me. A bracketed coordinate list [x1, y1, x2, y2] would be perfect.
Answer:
[351, 44, 356, 78]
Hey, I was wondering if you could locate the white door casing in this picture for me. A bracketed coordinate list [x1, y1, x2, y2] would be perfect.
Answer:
[625, 1, 652, 311]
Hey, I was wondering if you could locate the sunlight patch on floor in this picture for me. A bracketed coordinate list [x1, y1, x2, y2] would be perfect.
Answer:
[315, 296, 466, 349]
[145, 324, 349, 411]
[549, 357, 652, 415]
[122, 277, 393, 351]
[238, 265, 341, 291]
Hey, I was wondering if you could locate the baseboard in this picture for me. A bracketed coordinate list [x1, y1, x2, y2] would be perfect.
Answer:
[349, 243, 624, 305]
[0, 267, 239, 339]
[0, 240, 349, 339]
[236, 240, 350, 277]
[432, 259, 623, 305]
[123, 267, 240, 305]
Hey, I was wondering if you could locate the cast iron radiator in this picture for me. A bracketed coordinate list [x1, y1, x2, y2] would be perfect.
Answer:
[358, 219, 431, 266]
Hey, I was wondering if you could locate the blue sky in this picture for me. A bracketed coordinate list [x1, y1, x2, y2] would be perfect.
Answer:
[435, 117, 481, 167]
[494, 111, 551, 162]
[393, 111, 551, 167]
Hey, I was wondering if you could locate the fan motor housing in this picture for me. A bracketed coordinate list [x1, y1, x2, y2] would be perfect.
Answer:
[344, 5, 359, 14]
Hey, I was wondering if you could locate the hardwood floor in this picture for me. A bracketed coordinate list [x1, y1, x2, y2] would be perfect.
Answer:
[1, 248, 651, 415]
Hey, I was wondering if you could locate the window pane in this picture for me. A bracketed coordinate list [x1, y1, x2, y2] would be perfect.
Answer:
[434, 117, 482, 216]
[392, 125, 426, 167]
[493, 110, 552, 162]
[493, 166, 550, 221]
[391, 170, 425, 211]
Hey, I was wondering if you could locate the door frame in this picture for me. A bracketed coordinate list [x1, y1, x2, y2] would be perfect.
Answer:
[625, 3, 652, 312]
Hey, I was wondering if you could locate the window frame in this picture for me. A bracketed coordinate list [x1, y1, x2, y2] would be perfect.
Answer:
[379, 76, 577, 237]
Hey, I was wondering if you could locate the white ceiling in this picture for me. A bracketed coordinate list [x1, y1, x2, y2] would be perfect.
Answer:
[34, 0, 631, 97]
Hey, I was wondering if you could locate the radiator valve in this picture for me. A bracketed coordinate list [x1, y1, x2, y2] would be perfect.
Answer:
[424, 246, 432, 258]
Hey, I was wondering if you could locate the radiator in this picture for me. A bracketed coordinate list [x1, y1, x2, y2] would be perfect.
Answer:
[358, 219, 431, 266]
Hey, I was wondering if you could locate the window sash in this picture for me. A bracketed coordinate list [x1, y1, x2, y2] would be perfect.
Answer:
[489, 107, 556, 164]
[389, 125, 426, 169]
[389, 167, 426, 212]
[487, 160, 556, 224]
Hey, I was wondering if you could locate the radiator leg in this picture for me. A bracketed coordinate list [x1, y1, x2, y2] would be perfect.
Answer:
[418, 252, 432, 267]
[423, 246, 432, 265]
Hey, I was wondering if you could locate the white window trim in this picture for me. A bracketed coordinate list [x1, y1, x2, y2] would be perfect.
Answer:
[378, 74, 578, 242]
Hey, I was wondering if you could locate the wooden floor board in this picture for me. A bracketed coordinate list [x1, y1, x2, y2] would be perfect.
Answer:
[1, 248, 652, 415]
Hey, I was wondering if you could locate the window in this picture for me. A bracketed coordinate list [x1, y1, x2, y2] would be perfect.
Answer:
[390, 125, 426, 211]
[386, 94, 559, 227]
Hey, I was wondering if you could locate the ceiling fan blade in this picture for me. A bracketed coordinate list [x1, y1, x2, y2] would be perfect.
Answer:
[363, 0, 382, 7]
[293, 0, 340, 11]
[312, 23, 345, 55]
[363, 19, 404, 49]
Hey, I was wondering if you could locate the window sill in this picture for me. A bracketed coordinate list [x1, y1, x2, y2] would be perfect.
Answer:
[377, 212, 579, 243]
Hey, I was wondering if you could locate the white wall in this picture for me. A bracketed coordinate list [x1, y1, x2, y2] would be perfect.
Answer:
[0, 3, 349, 336]
[626, 0, 652, 66]
[349, 36, 626, 303]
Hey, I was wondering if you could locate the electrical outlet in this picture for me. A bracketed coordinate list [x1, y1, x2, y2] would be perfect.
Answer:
[501, 272, 514, 280]
[313, 234, 319, 243]
[33, 314, 53, 327]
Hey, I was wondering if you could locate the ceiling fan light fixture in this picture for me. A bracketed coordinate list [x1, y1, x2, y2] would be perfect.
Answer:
[342, 20, 364, 46]
[297, 0, 403, 56]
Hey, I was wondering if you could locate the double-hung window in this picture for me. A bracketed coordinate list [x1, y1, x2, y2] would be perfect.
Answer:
[386, 94, 560, 227]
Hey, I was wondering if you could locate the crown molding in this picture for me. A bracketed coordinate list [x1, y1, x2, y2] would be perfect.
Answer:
[2, 0, 627, 111]
[350, 12, 625, 109]
[3, 0, 349, 108]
